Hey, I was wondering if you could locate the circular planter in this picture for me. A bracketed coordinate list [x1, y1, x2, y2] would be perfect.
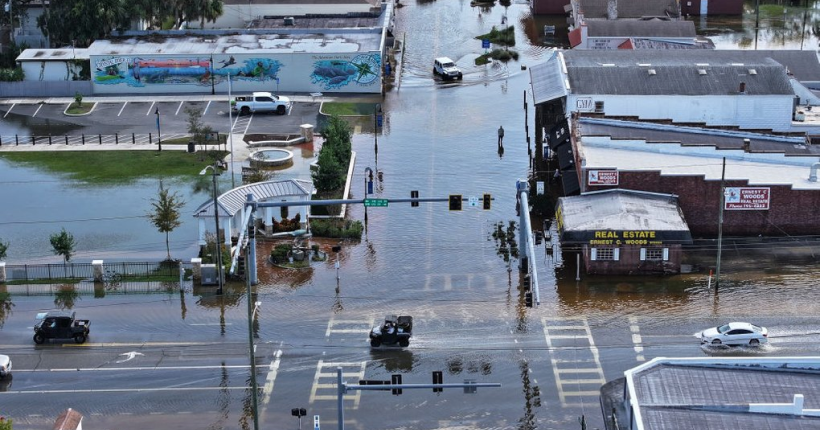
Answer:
[249, 149, 294, 168]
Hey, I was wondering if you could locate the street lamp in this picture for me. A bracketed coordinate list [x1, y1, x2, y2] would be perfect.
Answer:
[155, 107, 163, 151]
[245, 247, 260, 430]
[199, 162, 223, 295]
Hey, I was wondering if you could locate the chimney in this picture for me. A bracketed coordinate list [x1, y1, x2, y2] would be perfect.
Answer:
[743, 138, 751, 152]
[739, 82, 746, 93]
[810, 162, 820, 182]
[607, 0, 618, 19]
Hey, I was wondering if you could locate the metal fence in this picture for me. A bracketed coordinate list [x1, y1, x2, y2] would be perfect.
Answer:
[0, 81, 93, 98]
[5, 261, 182, 282]
[0, 132, 189, 147]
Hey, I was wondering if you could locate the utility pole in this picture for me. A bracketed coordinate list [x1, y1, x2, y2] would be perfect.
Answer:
[715, 157, 726, 290]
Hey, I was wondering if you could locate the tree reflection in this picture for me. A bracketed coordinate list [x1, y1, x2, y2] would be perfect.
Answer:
[54, 284, 79, 310]
[0, 292, 14, 329]
[517, 360, 541, 430]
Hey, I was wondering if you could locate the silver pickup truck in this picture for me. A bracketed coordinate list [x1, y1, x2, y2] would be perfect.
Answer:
[232, 92, 292, 115]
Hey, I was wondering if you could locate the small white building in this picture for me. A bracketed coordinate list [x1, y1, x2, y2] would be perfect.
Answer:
[193, 179, 315, 247]
[202, 0, 380, 29]
[17, 48, 88, 81]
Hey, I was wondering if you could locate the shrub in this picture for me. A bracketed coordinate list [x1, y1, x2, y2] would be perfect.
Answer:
[271, 213, 302, 233]
[310, 219, 363, 239]
[0, 67, 24, 81]
[270, 244, 292, 263]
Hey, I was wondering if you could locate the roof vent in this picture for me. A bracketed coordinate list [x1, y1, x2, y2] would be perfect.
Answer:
[648, 69, 656, 75]
[284, 16, 295, 26]
[749, 68, 757, 75]
[698, 69, 707, 75]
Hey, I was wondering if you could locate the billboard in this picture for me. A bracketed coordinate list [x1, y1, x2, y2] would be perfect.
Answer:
[588, 170, 618, 186]
[724, 187, 770, 210]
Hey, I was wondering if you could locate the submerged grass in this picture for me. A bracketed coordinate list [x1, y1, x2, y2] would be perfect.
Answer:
[0, 150, 228, 183]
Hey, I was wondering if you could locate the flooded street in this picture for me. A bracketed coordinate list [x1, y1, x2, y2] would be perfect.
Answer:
[2, 1, 820, 429]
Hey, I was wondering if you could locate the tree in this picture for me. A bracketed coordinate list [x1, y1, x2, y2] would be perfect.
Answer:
[311, 145, 345, 192]
[0, 238, 8, 260]
[186, 107, 216, 154]
[37, 0, 133, 47]
[147, 182, 186, 261]
[323, 115, 352, 168]
[50, 228, 76, 263]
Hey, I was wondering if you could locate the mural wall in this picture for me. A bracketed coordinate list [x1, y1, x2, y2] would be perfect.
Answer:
[91, 52, 382, 94]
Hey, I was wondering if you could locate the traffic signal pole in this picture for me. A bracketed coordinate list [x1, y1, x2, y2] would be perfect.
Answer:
[335, 367, 501, 430]
[516, 180, 540, 307]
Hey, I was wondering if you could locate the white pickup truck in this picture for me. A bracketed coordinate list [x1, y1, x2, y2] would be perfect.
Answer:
[232, 92, 292, 115]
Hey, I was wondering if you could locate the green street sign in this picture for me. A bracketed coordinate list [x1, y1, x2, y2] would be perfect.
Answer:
[364, 198, 389, 207]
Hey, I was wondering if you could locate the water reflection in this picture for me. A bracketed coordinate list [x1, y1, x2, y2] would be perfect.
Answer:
[0, 292, 13, 329]
[369, 348, 416, 372]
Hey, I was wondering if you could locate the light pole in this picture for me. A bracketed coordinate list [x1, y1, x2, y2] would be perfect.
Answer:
[155, 107, 163, 151]
[246, 249, 260, 430]
[374, 104, 382, 164]
[200, 162, 223, 295]
[228, 74, 235, 187]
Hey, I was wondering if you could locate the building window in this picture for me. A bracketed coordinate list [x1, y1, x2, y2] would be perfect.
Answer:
[595, 248, 614, 260]
[594, 101, 604, 113]
[645, 248, 664, 261]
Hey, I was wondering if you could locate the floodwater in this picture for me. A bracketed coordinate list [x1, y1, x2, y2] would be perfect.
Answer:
[2, 1, 820, 428]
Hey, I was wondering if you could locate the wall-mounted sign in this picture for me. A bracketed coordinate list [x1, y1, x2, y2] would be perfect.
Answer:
[576, 97, 594, 112]
[724, 187, 770, 210]
[588, 170, 618, 186]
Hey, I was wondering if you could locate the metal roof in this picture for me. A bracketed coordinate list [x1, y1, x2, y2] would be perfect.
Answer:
[576, 0, 679, 19]
[193, 179, 314, 218]
[528, 50, 567, 104]
[630, 359, 820, 430]
[558, 189, 690, 232]
[585, 19, 696, 37]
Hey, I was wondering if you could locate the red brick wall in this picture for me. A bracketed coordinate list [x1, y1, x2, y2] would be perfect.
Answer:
[583, 245, 682, 275]
[531, 0, 570, 15]
[587, 171, 820, 238]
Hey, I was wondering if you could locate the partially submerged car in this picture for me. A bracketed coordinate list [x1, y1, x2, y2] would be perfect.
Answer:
[699, 322, 768, 346]
[433, 57, 463, 80]
[370, 315, 413, 347]
[34, 311, 91, 344]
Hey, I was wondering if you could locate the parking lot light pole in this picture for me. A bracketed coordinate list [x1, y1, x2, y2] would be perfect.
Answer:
[199, 162, 223, 295]
[246, 248, 260, 430]
[155, 107, 163, 151]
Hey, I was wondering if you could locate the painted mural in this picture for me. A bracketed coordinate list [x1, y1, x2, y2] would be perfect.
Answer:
[310, 53, 381, 90]
[93, 56, 283, 87]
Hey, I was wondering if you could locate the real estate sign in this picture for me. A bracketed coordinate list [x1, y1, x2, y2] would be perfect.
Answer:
[724, 187, 770, 210]
[588, 170, 618, 186]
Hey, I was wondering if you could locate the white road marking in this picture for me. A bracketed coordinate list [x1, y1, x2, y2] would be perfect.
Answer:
[175, 101, 184, 116]
[3, 103, 15, 118]
[260, 347, 283, 418]
[146, 101, 155, 115]
[309, 360, 366, 408]
[542, 317, 606, 407]
[115, 351, 145, 363]
[118, 102, 127, 116]
[629, 316, 645, 361]
[203, 100, 212, 115]
[32, 104, 43, 117]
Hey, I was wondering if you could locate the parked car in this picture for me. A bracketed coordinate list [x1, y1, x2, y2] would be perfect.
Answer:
[433, 57, 463, 80]
[0, 354, 11, 378]
[33, 311, 91, 344]
[699, 322, 768, 346]
[232, 92, 292, 115]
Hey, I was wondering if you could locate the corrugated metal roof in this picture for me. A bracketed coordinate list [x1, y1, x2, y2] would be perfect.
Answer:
[193, 179, 314, 218]
[586, 19, 696, 37]
[567, 62, 792, 96]
[558, 189, 689, 232]
[529, 50, 567, 104]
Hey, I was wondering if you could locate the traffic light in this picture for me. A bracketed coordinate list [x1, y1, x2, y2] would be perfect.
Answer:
[391, 374, 403, 395]
[432, 371, 443, 393]
[449, 194, 462, 211]
[535, 230, 543, 245]
[525, 292, 533, 308]
[411, 190, 419, 207]
[483, 193, 491, 210]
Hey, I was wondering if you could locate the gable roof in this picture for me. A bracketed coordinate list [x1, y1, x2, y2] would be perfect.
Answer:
[586, 19, 696, 37]
[563, 51, 794, 95]
[193, 179, 314, 218]
[529, 50, 567, 104]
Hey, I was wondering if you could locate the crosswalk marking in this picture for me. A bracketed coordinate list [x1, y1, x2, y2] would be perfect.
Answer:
[325, 317, 374, 338]
[628, 316, 645, 361]
[309, 360, 367, 408]
[542, 317, 606, 407]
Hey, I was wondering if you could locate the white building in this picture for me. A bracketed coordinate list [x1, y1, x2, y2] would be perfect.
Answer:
[16, 48, 88, 82]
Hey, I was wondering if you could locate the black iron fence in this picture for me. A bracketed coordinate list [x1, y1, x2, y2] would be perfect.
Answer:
[4, 261, 183, 283]
[0, 133, 187, 147]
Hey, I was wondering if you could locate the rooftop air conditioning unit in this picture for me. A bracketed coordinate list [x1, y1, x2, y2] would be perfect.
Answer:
[284, 17, 295, 26]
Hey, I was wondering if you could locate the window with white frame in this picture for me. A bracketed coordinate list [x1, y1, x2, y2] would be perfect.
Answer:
[592, 248, 616, 261]
[640, 248, 669, 261]
[594, 101, 604, 113]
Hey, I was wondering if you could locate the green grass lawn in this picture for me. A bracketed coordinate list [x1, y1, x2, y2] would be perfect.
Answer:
[320, 102, 377, 116]
[65, 102, 94, 115]
[0, 150, 228, 183]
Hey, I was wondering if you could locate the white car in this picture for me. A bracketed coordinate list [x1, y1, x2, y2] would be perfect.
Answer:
[433, 57, 463, 80]
[0, 354, 11, 378]
[699, 322, 768, 346]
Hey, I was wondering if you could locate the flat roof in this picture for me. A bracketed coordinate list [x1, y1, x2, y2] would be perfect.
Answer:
[586, 19, 696, 38]
[577, 119, 820, 191]
[88, 31, 382, 56]
[558, 189, 690, 234]
[17, 48, 90, 61]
